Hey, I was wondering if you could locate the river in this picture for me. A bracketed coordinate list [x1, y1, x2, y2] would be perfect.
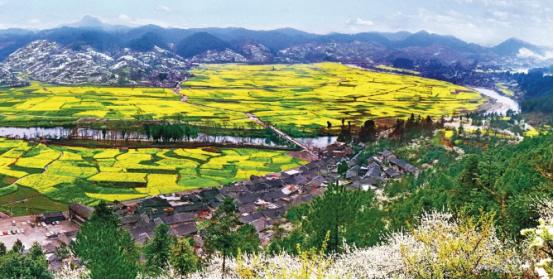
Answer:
[473, 87, 520, 115]
[0, 126, 337, 149]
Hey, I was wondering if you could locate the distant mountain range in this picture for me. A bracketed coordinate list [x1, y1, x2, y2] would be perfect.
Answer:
[0, 16, 551, 86]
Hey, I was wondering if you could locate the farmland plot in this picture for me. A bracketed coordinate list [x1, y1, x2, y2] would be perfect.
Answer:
[0, 138, 305, 210]
[0, 63, 483, 135]
[184, 63, 485, 133]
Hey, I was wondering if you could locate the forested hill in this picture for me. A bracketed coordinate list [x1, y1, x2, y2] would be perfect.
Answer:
[385, 131, 552, 239]
[513, 68, 553, 114]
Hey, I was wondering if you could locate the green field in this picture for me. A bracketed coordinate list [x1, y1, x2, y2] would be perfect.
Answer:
[0, 138, 305, 213]
[0, 186, 67, 216]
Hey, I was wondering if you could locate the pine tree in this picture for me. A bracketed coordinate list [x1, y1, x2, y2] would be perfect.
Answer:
[169, 238, 201, 276]
[11, 239, 23, 254]
[144, 223, 175, 276]
[300, 183, 383, 253]
[72, 203, 140, 278]
[0, 242, 51, 278]
[203, 198, 260, 276]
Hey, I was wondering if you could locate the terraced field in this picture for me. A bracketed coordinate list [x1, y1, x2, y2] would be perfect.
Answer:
[0, 138, 304, 213]
[184, 62, 485, 132]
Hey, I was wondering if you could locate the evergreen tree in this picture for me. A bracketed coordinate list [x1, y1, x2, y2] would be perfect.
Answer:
[10, 240, 23, 254]
[144, 223, 175, 276]
[203, 198, 260, 276]
[337, 161, 348, 177]
[28, 242, 44, 260]
[169, 238, 201, 276]
[359, 119, 377, 143]
[0, 242, 6, 256]
[459, 155, 480, 190]
[72, 203, 140, 278]
[0, 242, 51, 278]
[54, 243, 70, 261]
[299, 183, 383, 253]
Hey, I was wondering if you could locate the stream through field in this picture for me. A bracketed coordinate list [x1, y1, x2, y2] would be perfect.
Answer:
[0, 126, 337, 149]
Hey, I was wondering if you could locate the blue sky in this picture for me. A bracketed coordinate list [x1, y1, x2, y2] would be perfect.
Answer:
[0, 0, 551, 47]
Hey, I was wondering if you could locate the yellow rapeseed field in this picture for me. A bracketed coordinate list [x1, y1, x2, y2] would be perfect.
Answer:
[0, 63, 484, 133]
[0, 138, 305, 204]
[183, 63, 485, 132]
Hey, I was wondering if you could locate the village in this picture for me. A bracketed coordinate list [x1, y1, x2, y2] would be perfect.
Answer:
[0, 140, 419, 271]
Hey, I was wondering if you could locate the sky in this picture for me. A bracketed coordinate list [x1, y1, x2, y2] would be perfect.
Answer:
[0, 0, 551, 47]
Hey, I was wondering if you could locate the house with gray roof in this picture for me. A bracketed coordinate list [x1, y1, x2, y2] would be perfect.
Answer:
[384, 167, 401, 178]
[364, 162, 382, 178]
[389, 157, 418, 174]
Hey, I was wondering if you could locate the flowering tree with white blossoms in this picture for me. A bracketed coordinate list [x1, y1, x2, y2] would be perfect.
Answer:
[184, 211, 520, 279]
[520, 198, 553, 279]
[399, 211, 520, 278]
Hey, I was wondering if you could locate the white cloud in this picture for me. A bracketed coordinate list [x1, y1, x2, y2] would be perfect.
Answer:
[118, 14, 131, 21]
[112, 14, 168, 27]
[156, 5, 171, 12]
[516, 47, 549, 60]
[346, 17, 374, 27]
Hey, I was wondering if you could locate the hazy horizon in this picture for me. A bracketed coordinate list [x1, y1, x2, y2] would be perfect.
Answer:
[0, 0, 551, 48]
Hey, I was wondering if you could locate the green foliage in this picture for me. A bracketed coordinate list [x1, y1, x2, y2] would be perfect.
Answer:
[203, 197, 261, 275]
[0, 242, 5, 256]
[385, 132, 553, 238]
[71, 203, 140, 278]
[144, 223, 176, 276]
[169, 238, 201, 276]
[0, 242, 51, 279]
[271, 183, 384, 254]
[54, 243, 70, 261]
[143, 122, 199, 143]
[337, 161, 348, 177]
[10, 240, 23, 254]
[28, 242, 44, 260]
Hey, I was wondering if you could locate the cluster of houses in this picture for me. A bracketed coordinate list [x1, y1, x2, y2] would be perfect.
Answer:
[343, 148, 419, 191]
[100, 143, 418, 247]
